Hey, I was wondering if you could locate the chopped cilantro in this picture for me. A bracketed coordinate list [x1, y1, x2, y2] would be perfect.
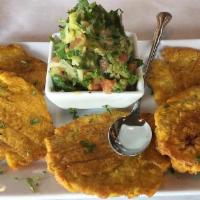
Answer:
[69, 108, 79, 119]
[0, 121, 5, 129]
[103, 105, 112, 114]
[52, 75, 76, 92]
[132, 58, 143, 67]
[25, 177, 40, 193]
[79, 0, 89, 9]
[66, 49, 82, 58]
[14, 171, 47, 193]
[127, 74, 138, 85]
[30, 118, 40, 125]
[51, 36, 68, 59]
[80, 140, 96, 153]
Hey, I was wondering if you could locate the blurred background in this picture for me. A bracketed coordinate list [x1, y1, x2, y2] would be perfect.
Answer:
[0, 0, 200, 42]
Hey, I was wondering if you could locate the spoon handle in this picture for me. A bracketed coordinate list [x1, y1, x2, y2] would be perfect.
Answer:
[143, 12, 172, 79]
[125, 12, 172, 125]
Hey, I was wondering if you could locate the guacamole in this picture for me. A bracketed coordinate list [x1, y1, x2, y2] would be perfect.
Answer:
[50, 0, 142, 93]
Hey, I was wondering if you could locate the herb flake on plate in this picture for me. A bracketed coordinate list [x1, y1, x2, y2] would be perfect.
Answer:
[103, 105, 112, 114]
[69, 108, 79, 119]
[14, 171, 47, 193]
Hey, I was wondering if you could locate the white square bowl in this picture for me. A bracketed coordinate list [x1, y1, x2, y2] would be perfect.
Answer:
[45, 32, 144, 109]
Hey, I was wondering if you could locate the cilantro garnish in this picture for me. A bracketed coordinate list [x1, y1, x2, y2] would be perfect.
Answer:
[80, 140, 96, 153]
[25, 177, 40, 193]
[103, 105, 112, 114]
[52, 75, 76, 92]
[0, 121, 5, 129]
[133, 58, 143, 67]
[30, 118, 40, 125]
[14, 171, 47, 193]
[69, 108, 79, 119]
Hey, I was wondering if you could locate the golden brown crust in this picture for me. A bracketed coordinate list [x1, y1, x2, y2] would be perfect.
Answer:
[161, 47, 200, 65]
[0, 71, 54, 168]
[148, 47, 200, 104]
[45, 111, 169, 198]
[0, 141, 9, 160]
[0, 44, 47, 92]
[155, 86, 200, 174]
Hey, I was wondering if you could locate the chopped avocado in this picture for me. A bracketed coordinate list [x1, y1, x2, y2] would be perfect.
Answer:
[50, 60, 84, 82]
[50, 0, 142, 92]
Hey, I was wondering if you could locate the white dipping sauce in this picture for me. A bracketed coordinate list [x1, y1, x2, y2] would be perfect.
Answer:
[118, 122, 152, 153]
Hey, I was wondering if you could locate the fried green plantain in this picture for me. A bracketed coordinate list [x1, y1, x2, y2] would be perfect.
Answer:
[45, 111, 169, 198]
[155, 86, 200, 174]
[0, 71, 54, 168]
[0, 44, 47, 92]
[148, 47, 200, 104]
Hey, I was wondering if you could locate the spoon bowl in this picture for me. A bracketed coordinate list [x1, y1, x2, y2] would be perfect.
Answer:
[108, 116, 152, 156]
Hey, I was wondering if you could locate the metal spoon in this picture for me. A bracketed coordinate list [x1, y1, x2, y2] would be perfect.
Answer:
[108, 12, 172, 156]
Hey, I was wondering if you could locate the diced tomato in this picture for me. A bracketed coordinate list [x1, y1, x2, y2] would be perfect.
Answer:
[100, 79, 116, 93]
[70, 34, 85, 48]
[52, 56, 59, 62]
[88, 80, 101, 91]
[119, 53, 128, 63]
[70, 38, 82, 49]
[128, 63, 137, 73]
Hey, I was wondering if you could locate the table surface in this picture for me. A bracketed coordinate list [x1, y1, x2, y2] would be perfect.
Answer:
[0, 0, 200, 199]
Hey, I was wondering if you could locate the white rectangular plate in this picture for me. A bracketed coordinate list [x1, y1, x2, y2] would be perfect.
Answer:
[1, 40, 200, 200]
